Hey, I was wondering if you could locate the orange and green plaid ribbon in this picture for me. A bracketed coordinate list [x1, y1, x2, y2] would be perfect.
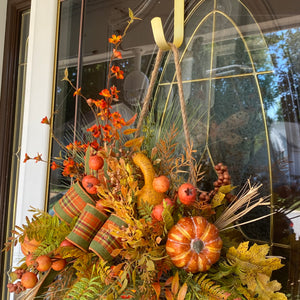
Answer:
[53, 181, 95, 224]
[89, 214, 127, 261]
[66, 204, 108, 251]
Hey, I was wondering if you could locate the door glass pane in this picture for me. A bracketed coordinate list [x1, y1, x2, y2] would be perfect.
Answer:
[10, 9, 30, 199]
[153, 0, 300, 294]
[3, 9, 30, 300]
[48, 0, 175, 212]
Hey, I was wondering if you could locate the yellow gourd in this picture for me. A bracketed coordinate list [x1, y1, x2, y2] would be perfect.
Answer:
[132, 152, 164, 209]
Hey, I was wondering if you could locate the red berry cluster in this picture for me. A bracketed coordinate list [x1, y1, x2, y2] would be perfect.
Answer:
[7, 281, 26, 294]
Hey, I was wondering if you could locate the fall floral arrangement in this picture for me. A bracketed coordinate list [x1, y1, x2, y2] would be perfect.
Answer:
[4, 11, 288, 300]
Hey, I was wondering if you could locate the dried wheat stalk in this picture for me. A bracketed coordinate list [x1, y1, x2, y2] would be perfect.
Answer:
[215, 179, 273, 231]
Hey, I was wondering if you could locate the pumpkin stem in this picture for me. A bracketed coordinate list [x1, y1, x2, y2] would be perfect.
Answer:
[191, 238, 204, 254]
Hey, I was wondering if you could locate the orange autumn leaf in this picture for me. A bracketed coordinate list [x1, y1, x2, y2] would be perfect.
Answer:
[165, 288, 174, 300]
[73, 87, 82, 97]
[125, 113, 137, 126]
[51, 161, 59, 170]
[124, 136, 144, 148]
[99, 89, 111, 98]
[108, 34, 122, 44]
[110, 85, 120, 99]
[177, 283, 188, 300]
[41, 116, 50, 124]
[121, 185, 128, 198]
[111, 248, 122, 257]
[113, 48, 122, 59]
[110, 263, 124, 276]
[123, 128, 138, 135]
[171, 271, 179, 295]
[151, 282, 161, 300]
[23, 153, 31, 163]
[111, 66, 124, 79]
[165, 276, 173, 286]
[34, 153, 43, 163]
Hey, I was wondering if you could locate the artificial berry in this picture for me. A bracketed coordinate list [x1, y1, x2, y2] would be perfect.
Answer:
[14, 269, 26, 279]
[213, 163, 231, 190]
[7, 281, 26, 294]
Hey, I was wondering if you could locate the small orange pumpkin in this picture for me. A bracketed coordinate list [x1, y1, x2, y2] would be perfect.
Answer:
[166, 216, 222, 273]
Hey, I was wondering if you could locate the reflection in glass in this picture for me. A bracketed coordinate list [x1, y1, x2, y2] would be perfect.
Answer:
[8, 10, 30, 239]
[3, 9, 31, 300]
[48, 0, 175, 212]
[155, 0, 300, 293]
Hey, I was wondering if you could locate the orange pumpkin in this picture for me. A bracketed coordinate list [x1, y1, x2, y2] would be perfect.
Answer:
[166, 216, 222, 273]
[21, 235, 40, 256]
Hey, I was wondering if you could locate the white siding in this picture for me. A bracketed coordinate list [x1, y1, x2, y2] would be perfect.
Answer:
[12, 0, 58, 267]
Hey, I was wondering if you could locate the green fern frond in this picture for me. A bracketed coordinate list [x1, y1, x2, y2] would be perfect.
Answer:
[3, 208, 75, 253]
[137, 201, 153, 221]
[64, 275, 103, 300]
[26, 213, 75, 256]
[211, 261, 237, 280]
[195, 274, 231, 300]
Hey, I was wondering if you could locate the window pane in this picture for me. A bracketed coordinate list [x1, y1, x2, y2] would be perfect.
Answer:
[48, 0, 175, 212]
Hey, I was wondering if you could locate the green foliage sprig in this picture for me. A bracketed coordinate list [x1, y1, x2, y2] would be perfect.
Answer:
[3, 207, 75, 254]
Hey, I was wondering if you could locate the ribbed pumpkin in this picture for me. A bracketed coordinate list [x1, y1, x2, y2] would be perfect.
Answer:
[166, 216, 222, 273]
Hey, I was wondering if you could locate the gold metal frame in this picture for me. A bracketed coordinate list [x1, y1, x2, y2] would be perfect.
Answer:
[45, 0, 62, 212]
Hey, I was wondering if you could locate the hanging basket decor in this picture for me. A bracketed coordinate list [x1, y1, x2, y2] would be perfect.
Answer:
[3, 8, 288, 300]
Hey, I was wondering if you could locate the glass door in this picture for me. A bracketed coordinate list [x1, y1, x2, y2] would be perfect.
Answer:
[49, 0, 300, 296]
[153, 0, 300, 296]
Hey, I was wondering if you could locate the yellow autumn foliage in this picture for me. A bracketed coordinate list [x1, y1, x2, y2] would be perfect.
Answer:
[226, 242, 287, 300]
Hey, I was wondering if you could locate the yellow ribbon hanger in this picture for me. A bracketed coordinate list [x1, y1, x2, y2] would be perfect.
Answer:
[151, 0, 184, 51]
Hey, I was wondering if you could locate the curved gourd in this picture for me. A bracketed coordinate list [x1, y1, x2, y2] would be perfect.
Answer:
[132, 152, 165, 209]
